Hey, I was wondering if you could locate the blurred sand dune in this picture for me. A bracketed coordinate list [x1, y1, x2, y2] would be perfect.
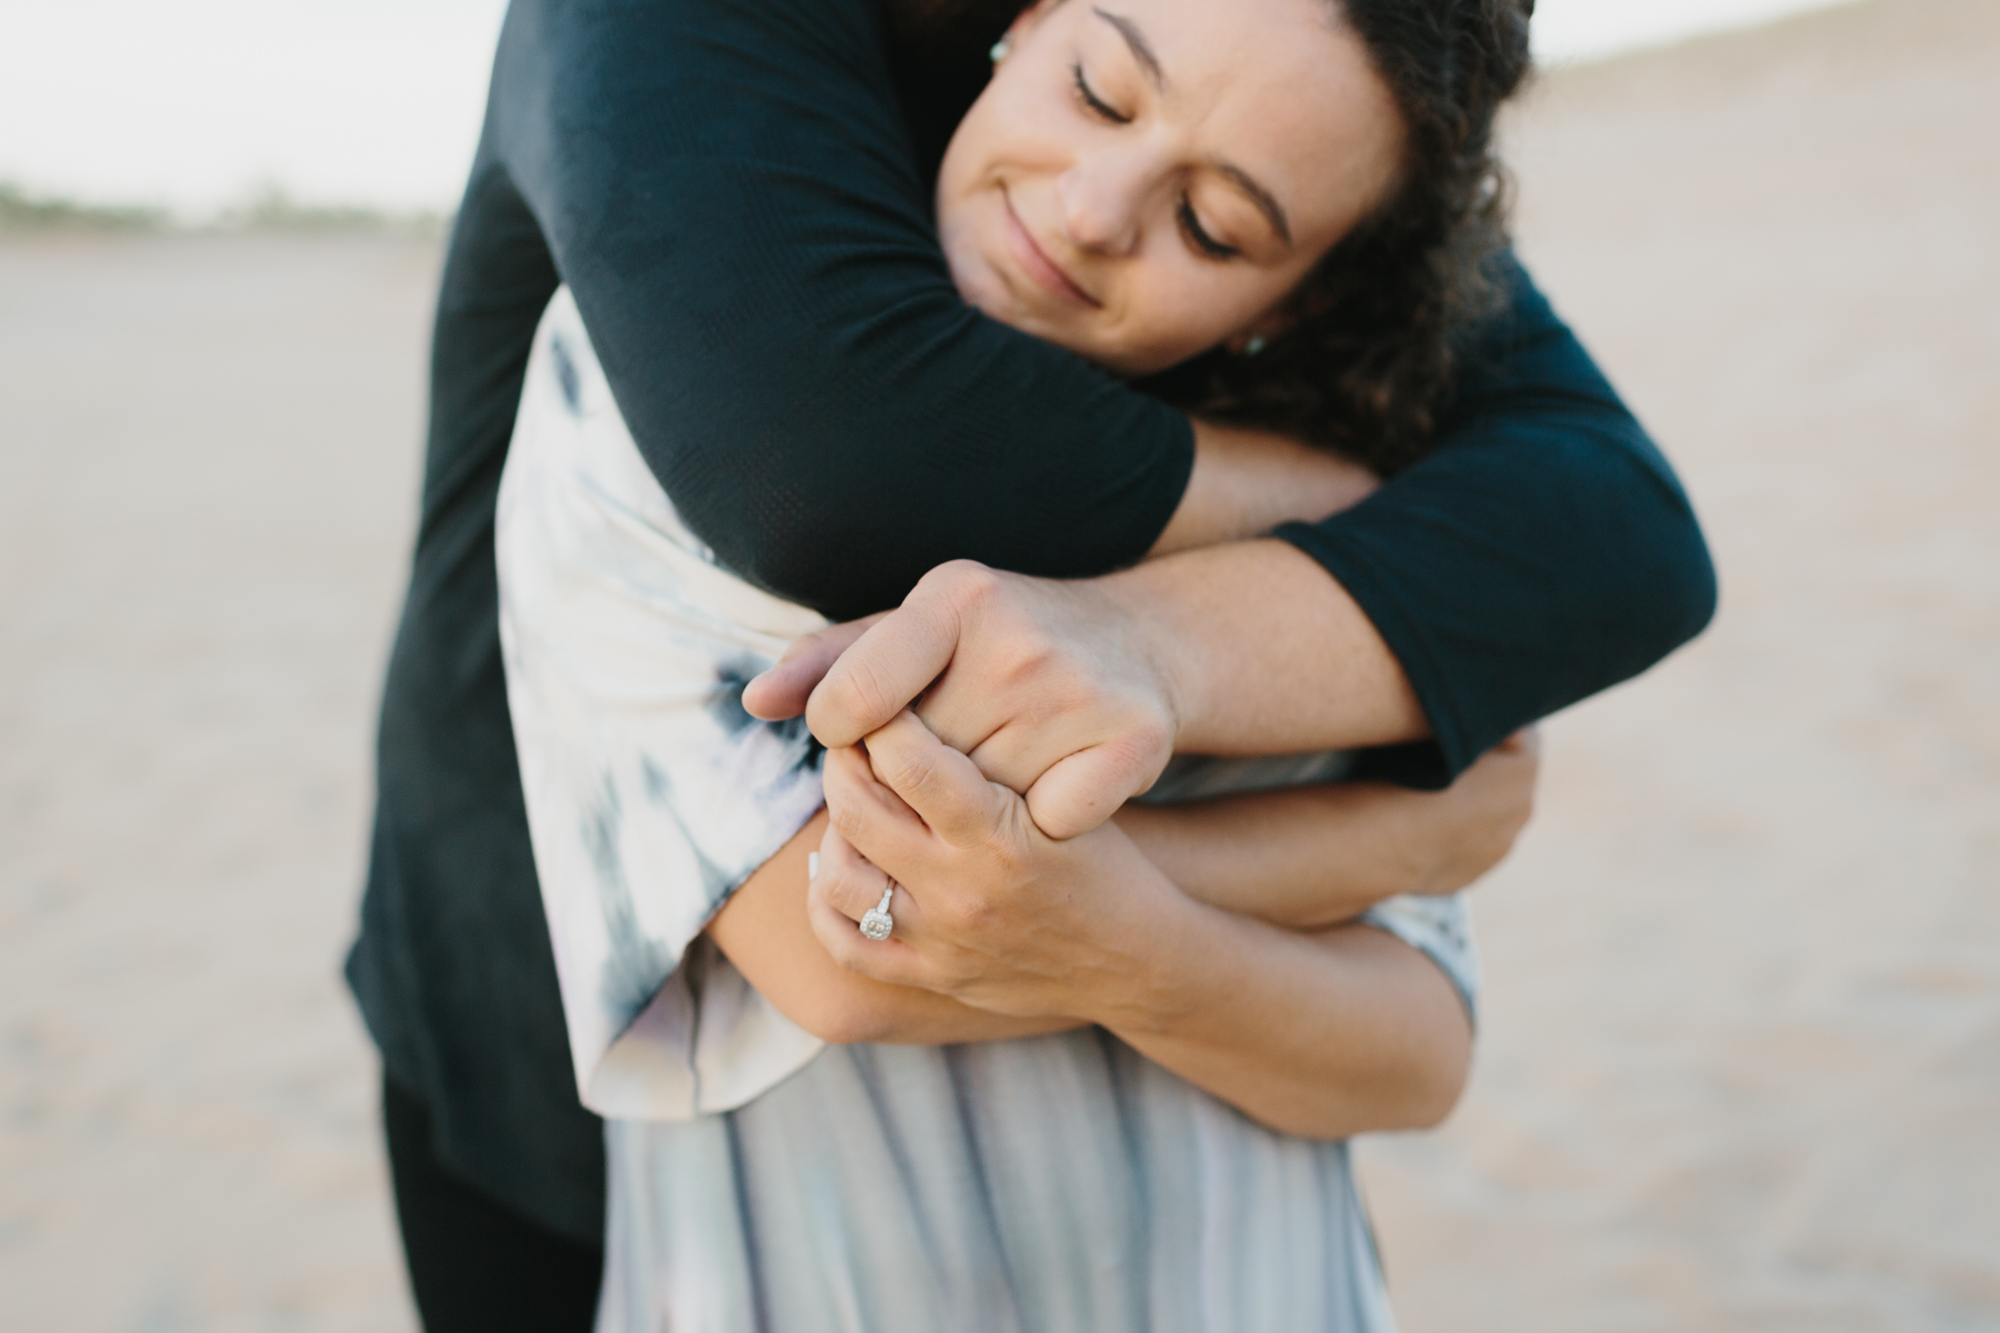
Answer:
[1362, 0, 2000, 1327]
[2, 0, 1995, 1327]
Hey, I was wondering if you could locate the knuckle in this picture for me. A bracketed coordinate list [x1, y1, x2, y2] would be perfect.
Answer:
[872, 743, 933, 798]
[935, 559, 1002, 608]
[838, 658, 899, 726]
[1116, 719, 1173, 782]
[785, 627, 830, 665]
[823, 870, 863, 916]
[826, 800, 868, 842]
[945, 891, 998, 938]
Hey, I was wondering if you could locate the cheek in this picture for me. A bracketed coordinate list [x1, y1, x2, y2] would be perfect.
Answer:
[934, 115, 984, 224]
[934, 119, 1004, 307]
[1108, 260, 1288, 373]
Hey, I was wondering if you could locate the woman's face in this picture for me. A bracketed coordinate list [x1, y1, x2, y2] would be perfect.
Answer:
[936, 0, 1405, 377]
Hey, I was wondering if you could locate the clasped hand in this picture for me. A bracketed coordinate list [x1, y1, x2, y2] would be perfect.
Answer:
[743, 560, 1178, 840]
[742, 552, 1535, 1027]
[744, 560, 1194, 1020]
[805, 710, 1185, 1026]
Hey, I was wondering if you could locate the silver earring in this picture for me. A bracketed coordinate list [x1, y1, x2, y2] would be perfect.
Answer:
[990, 37, 1012, 64]
[1241, 335, 1267, 357]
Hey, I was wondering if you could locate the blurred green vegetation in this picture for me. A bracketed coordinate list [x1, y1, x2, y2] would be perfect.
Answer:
[0, 181, 446, 235]
[0, 182, 167, 231]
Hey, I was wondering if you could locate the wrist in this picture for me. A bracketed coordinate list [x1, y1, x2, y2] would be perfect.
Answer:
[1078, 870, 1238, 1038]
[1096, 555, 1211, 755]
[1104, 539, 1301, 752]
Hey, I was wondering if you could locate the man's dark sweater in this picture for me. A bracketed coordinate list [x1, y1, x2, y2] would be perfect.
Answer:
[346, 0, 1716, 1245]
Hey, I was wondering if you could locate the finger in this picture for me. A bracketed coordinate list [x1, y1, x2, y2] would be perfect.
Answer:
[821, 745, 936, 881]
[810, 825, 878, 923]
[811, 824, 927, 943]
[806, 561, 997, 748]
[806, 883, 931, 987]
[862, 711, 1009, 849]
[742, 614, 886, 721]
[1022, 735, 1170, 841]
[959, 707, 1157, 800]
[806, 829, 933, 981]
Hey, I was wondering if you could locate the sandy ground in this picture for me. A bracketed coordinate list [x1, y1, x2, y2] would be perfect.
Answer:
[1, 0, 1995, 1327]
[1360, 0, 2000, 1327]
[0, 234, 435, 1331]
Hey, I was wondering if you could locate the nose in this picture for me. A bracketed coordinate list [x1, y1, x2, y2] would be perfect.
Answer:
[1055, 149, 1149, 257]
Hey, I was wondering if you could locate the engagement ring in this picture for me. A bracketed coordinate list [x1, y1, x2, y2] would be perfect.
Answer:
[859, 886, 895, 941]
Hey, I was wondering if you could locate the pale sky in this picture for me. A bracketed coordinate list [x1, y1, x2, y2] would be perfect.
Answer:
[0, 0, 1857, 219]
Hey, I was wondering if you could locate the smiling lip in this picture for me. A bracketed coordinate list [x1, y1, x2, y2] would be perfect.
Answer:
[1002, 191, 1099, 308]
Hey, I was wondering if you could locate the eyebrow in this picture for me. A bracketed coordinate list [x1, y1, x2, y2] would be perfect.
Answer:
[1092, 8, 1293, 251]
[1217, 163, 1293, 248]
[1093, 8, 1165, 91]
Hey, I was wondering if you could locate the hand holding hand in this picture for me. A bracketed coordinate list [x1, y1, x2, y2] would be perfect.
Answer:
[746, 562, 1181, 839]
[806, 711, 1187, 1022]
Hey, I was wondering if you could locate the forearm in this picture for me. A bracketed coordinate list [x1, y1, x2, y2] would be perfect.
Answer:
[811, 727, 1470, 1134]
[1265, 256, 1716, 778]
[1115, 537, 1428, 756]
[1147, 420, 1379, 556]
[1116, 785, 1456, 929]
[1114, 731, 1536, 928]
[502, 0, 1195, 623]
[799, 842, 1470, 1134]
[707, 810, 1081, 1046]
[1102, 901, 1471, 1138]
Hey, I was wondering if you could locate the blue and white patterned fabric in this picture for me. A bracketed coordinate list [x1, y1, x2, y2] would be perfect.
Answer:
[497, 288, 1477, 1333]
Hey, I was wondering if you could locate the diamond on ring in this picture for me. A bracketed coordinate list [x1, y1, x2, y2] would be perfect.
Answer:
[859, 886, 895, 941]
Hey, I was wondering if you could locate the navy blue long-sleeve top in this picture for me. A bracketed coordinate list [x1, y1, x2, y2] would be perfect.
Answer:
[347, 0, 1715, 1244]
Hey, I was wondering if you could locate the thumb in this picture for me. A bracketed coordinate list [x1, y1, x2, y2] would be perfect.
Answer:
[805, 587, 963, 750]
[1022, 734, 1170, 841]
[742, 614, 885, 721]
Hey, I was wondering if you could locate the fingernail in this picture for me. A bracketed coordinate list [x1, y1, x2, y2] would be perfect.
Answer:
[808, 851, 819, 881]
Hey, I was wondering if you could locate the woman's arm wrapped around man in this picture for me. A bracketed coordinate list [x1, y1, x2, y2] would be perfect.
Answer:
[706, 711, 1535, 1137]
[811, 714, 1484, 1137]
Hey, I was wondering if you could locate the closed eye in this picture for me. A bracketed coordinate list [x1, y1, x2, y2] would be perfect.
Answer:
[1178, 197, 1239, 260]
[1071, 62, 1130, 124]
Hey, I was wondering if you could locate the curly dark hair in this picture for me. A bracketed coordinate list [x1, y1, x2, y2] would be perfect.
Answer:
[890, 0, 1536, 474]
[1142, 0, 1536, 473]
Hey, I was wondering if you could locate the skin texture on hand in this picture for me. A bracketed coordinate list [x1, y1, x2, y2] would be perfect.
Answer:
[722, 436, 1487, 1131]
[799, 711, 1473, 1137]
[737, 419, 1396, 839]
[705, 724, 1533, 1054]
[704, 807, 1083, 1047]
[746, 560, 1180, 839]
[808, 713, 1188, 1021]
[744, 541, 1425, 840]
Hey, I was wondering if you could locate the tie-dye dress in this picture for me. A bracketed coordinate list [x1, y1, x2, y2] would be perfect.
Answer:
[496, 287, 1478, 1333]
